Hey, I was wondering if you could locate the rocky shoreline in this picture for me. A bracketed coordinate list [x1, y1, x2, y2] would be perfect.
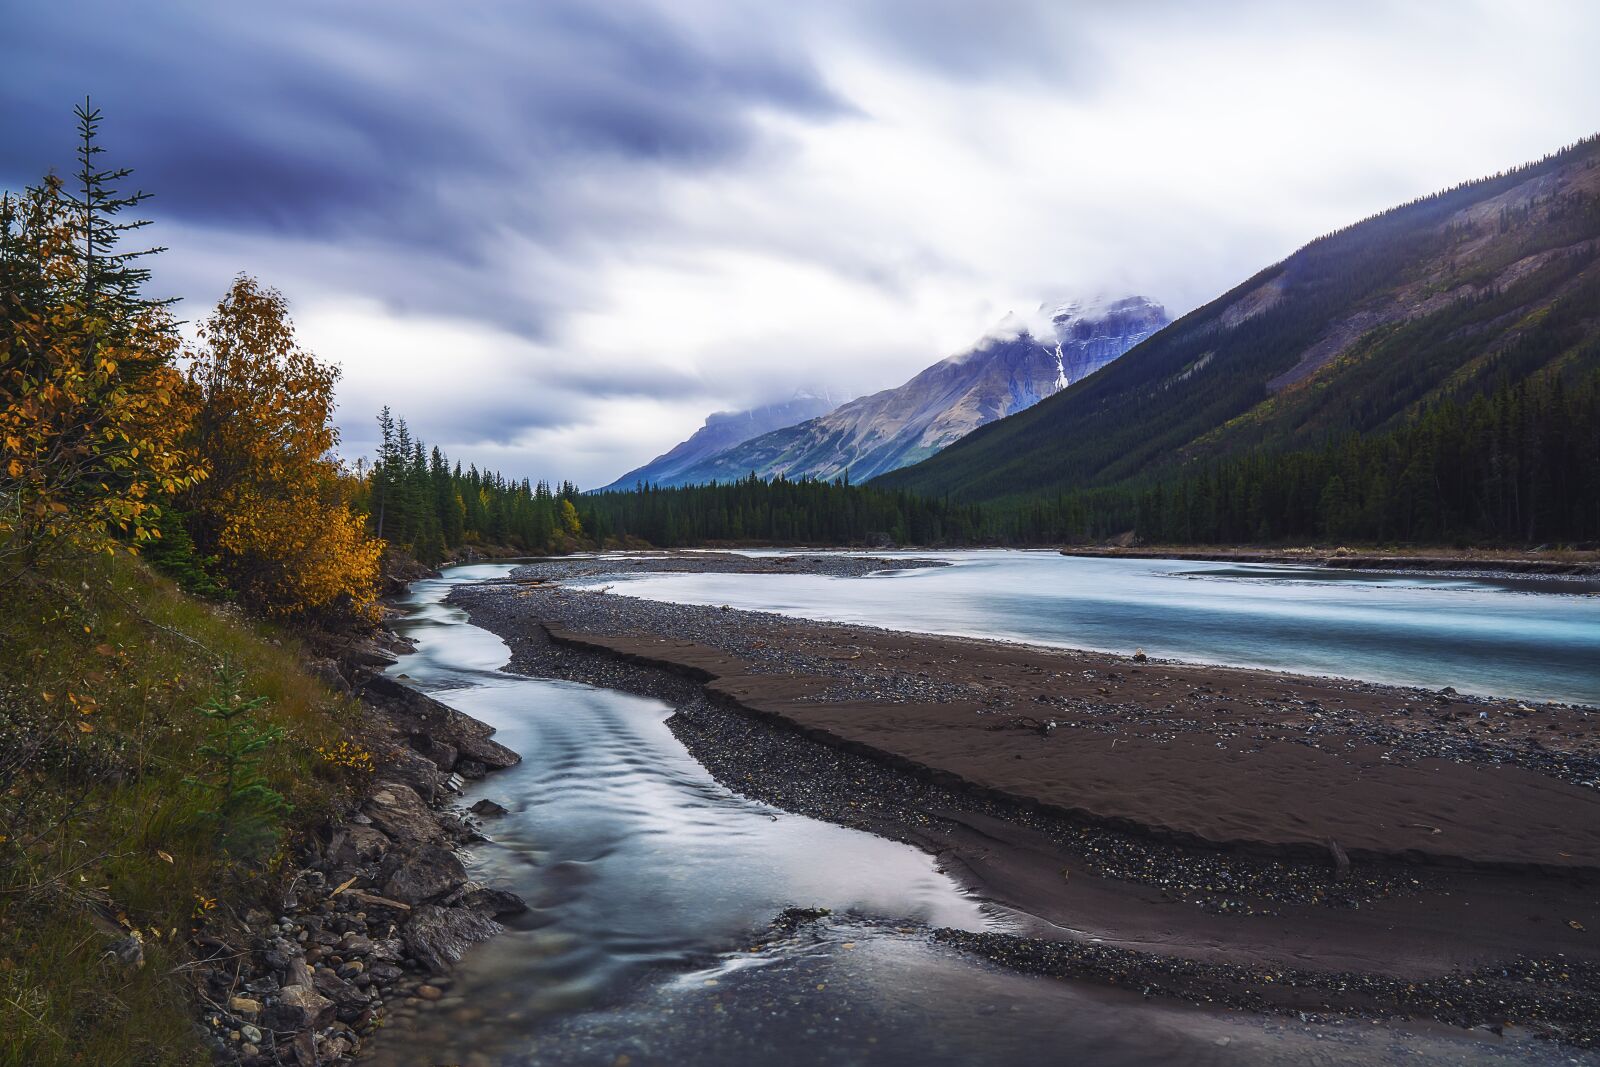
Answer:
[187, 631, 528, 1066]
[448, 552, 1600, 1048]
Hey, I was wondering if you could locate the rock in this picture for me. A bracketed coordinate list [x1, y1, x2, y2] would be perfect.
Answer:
[306, 657, 353, 695]
[285, 957, 315, 990]
[328, 824, 392, 867]
[410, 734, 459, 773]
[363, 781, 446, 848]
[343, 638, 400, 670]
[456, 758, 488, 780]
[228, 995, 262, 1019]
[240, 1024, 263, 1045]
[339, 933, 375, 956]
[454, 735, 519, 771]
[378, 749, 449, 804]
[1325, 837, 1351, 879]
[105, 933, 144, 969]
[313, 969, 370, 1013]
[368, 937, 405, 962]
[381, 844, 467, 904]
[402, 904, 502, 972]
[367, 961, 405, 982]
[458, 885, 528, 917]
[362, 674, 520, 772]
[264, 984, 334, 1031]
[261, 937, 302, 974]
[469, 799, 508, 818]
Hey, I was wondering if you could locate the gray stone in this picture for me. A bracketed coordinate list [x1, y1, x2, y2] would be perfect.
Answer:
[402, 904, 502, 972]
[263, 984, 334, 1031]
[381, 844, 467, 904]
[363, 781, 446, 848]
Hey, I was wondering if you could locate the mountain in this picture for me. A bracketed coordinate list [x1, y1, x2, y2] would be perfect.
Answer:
[597, 394, 837, 492]
[646, 296, 1167, 487]
[875, 135, 1600, 503]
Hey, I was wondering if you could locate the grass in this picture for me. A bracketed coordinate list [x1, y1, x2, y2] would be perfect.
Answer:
[0, 551, 368, 1067]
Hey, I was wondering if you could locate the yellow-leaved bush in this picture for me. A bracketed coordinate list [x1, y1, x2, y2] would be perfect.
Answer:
[183, 276, 383, 620]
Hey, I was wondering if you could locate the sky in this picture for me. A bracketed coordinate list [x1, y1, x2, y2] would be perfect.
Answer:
[5, 1, 1598, 487]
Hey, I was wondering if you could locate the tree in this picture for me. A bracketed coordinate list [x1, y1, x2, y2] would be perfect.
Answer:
[0, 110, 201, 580]
[182, 276, 382, 619]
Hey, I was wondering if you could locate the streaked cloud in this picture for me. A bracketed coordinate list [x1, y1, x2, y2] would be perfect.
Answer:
[4, 0, 1595, 485]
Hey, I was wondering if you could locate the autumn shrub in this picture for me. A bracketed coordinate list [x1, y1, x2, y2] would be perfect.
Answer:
[181, 276, 384, 621]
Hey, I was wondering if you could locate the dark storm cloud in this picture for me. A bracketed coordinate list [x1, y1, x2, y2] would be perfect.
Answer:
[2, 1, 846, 255]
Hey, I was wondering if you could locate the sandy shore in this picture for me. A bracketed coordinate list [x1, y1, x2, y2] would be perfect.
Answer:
[450, 552, 1600, 1045]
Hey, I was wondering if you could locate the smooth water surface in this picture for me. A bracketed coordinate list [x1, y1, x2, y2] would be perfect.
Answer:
[364, 563, 1583, 1066]
[575, 551, 1600, 705]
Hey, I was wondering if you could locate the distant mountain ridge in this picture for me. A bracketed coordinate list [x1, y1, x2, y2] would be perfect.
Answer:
[876, 135, 1600, 502]
[607, 295, 1166, 489]
[598, 394, 836, 492]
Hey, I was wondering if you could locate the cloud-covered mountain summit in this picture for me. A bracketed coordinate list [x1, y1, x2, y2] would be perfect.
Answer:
[611, 296, 1166, 489]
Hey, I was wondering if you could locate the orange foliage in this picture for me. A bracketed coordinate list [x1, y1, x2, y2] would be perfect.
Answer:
[183, 276, 383, 620]
[0, 179, 203, 574]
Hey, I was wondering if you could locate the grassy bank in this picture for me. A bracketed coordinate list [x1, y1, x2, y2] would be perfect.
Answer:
[0, 553, 367, 1067]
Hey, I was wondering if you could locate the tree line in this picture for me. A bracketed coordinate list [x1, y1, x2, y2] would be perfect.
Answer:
[1121, 368, 1600, 545]
[354, 409, 585, 564]
[583, 474, 986, 546]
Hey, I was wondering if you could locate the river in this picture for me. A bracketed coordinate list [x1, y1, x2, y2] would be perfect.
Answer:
[366, 559, 1585, 1065]
[573, 550, 1600, 706]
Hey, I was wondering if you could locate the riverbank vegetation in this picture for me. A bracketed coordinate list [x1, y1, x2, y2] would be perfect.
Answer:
[1, 105, 380, 1065]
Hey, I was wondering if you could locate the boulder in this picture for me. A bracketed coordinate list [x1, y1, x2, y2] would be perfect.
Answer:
[363, 782, 445, 848]
[378, 749, 448, 803]
[381, 844, 468, 904]
[402, 904, 502, 972]
[455, 735, 520, 771]
[460, 885, 528, 917]
[410, 734, 459, 773]
[328, 824, 391, 867]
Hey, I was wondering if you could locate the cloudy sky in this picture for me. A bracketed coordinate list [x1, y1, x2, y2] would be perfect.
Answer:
[5, 1, 1597, 486]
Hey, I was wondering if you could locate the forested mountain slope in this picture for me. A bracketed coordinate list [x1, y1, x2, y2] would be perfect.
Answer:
[875, 135, 1600, 503]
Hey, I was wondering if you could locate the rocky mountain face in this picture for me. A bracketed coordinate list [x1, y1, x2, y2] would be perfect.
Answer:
[1051, 295, 1170, 383]
[877, 135, 1600, 502]
[598, 394, 836, 492]
[616, 296, 1166, 489]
